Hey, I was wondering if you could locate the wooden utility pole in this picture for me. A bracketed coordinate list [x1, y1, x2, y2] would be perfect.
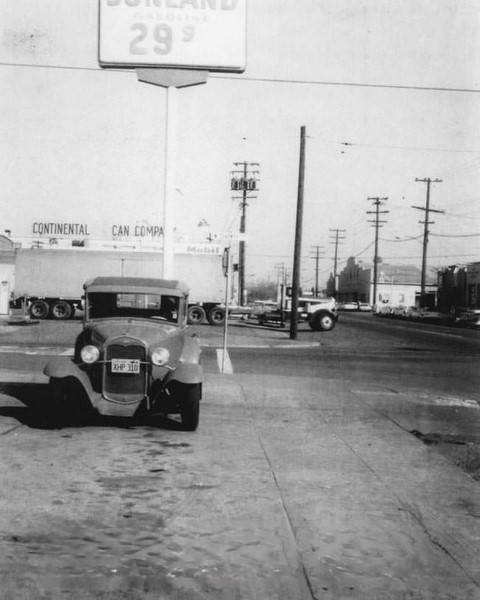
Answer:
[328, 228, 346, 298]
[289, 126, 306, 340]
[231, 162, 260, 306]
[413, 178, 444, 302]
[310, 245, 325, 296]
[367, 197, 388, 307]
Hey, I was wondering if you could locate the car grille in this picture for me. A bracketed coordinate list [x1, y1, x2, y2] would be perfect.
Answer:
[103, 339, 147, 401]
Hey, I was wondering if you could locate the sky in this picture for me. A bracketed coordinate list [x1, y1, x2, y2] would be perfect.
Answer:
[1, 0, 480, 290]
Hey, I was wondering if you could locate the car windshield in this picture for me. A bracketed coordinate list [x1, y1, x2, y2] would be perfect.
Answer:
[87, 291, 180, 323]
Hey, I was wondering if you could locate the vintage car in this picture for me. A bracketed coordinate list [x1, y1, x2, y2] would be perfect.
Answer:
[43, 277, 203, 430]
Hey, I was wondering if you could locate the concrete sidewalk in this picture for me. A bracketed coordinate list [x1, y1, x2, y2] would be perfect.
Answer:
[212, 372, 480, 599]
[196, 319, 322, 348]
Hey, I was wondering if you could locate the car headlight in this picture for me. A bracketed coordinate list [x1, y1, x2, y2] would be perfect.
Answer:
[151, 347, 170, 366]
[80, 345, 100, 364]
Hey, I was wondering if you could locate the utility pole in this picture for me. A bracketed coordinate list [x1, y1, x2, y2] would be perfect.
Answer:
[367, 197, 389, 307]
[274, 262, 289, 327]
[413, 178, 444, 303]
[310, 245, 325, 296]
[290, 125, 306, 340]
[328, 228, 346, 298]
[231, 162, 260, 306]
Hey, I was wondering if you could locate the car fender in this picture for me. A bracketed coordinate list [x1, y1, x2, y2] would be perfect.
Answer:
[167, 363, 203, 386]
[180, 334, 202, 363]
[43, 357, 95, 397]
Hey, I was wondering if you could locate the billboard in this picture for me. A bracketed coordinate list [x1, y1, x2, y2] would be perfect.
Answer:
[98, 0, 247, 72]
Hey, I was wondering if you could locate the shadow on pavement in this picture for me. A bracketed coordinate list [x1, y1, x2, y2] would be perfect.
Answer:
[0, 382, 187, 432]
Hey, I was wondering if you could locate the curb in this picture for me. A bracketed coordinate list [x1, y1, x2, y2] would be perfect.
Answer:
[200, 341, 321, 349]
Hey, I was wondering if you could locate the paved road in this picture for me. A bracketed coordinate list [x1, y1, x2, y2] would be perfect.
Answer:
[227, 313, 480, 399]
[0, 315, 478, 599]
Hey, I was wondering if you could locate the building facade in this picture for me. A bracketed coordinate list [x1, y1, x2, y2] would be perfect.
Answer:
[330, 257, 437, 308]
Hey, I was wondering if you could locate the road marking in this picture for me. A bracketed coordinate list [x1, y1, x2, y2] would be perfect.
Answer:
[377, 321, 467, 339]
[216, 348, 233, 374]
[202, 342, 321, 349]
[353, 389, 479, 408]
[0, 345, 70, 355]
[352, 390, 400, 396]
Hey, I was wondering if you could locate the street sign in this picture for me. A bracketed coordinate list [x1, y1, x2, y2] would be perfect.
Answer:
[98, 0, 247, 72]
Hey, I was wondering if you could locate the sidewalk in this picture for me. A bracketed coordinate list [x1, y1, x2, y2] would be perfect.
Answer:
[215, 372, 480, 598]
[196, 319, 321, 348]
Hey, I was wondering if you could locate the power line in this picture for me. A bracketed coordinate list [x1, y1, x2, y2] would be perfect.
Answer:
[431, 232, 480, 238]
[214, 74, 480, 95]
[381, 234, 423, 243]
[0, 60, 105, 74]
[310, 135, 480, 154]
[2, 60, 480, 94]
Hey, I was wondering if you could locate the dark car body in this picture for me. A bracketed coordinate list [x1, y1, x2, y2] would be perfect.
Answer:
[43, 277, 203, 430]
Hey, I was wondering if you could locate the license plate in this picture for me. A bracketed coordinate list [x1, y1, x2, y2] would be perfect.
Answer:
[111, 358, 141, 374]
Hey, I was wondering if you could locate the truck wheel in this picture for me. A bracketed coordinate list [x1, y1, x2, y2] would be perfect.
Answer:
[309, 311, 335, 332]
[50, 300, 73, 320]
[187, 305, 206, 325]
[207, 307, 226, 326]
[29, 300, 49, 320]
[180, 383, 201, 431]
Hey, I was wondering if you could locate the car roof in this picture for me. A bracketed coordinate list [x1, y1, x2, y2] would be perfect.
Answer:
[84, 276, 189, 296]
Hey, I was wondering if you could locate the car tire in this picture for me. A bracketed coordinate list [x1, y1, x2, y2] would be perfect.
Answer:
[49, 377, 89, 426]
[48, 377, 70, 427]
[187, 305, 206, 325]
[29, 299, 49, 320]
[180, 383, 201, 431]
[50, 300, 73, 320]
[207, 307, 226, 326]
[309, 311, 336, 332]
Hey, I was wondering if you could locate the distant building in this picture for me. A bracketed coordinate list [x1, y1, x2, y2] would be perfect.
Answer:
[331, 257, 437, 307]
[438, 262, 480, 312]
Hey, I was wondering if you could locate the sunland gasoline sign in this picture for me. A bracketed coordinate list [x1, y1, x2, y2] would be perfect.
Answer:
[98, 0, 247, 72]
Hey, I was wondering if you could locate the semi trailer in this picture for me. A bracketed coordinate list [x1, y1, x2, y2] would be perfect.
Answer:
[12, 247, 229, 325]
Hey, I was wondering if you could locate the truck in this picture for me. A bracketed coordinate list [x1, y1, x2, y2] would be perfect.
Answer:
[12, 247, 229, 325]
[254, 295, 338, 331]
[437, 262, 480, 326]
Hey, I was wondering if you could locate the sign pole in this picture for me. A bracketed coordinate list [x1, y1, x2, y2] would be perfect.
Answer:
[222, 246, 231, 374]
[162, 84, 177, 279]
[136, 69, 208, 279]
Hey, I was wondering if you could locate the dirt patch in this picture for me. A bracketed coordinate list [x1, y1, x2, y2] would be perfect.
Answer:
[411, 430, 480, 481]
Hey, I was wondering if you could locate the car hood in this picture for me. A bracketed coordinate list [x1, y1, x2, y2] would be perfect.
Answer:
[85, 318, 180, 348]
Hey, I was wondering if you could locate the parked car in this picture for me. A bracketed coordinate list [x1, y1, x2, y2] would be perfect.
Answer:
[338, 302, 359, 311]
[358, 302, 372, 312]
[375, 303, 393, 316]
[43, 277, 203, 430]
[391, 305, 407, 318]
[403, 305, 422, 319]
[417, 307, 448, 323]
